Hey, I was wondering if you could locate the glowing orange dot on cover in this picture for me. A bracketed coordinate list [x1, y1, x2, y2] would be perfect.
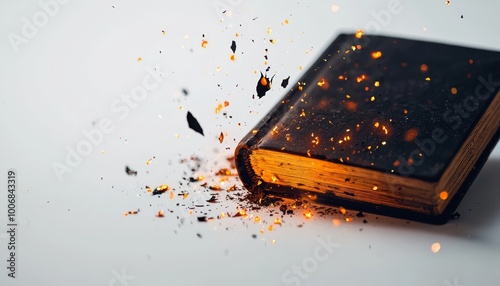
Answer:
[439, 191, 449, 200]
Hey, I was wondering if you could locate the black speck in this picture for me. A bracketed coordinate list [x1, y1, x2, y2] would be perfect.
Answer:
[356, 211, 365, 217]
[196, 233, 203, 238]
[125, 166, 137, 176]
[230, 40, 236, 53]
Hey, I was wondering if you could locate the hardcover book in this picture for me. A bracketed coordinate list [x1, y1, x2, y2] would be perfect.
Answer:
[235, 33, 500, 224]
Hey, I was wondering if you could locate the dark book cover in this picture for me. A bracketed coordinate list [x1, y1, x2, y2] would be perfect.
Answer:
[235, 33, 500, 224]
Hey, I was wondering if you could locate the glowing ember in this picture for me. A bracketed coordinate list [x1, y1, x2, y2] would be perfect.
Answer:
[332, 219, 341, 226]
[201, 40, 208, 48]
[317, 78, 329, 89]
[271, 174, 279, 182]
[355, 29, 364, 39]
[439, 191, 449, 200]
[371, 51, 382, 59]
[230, 54, 236, 61]
[451, 87, 458, 95]
[345, 101, 357, 111]
[339, 207, 347, 215]
[274, 218, 282, 225]
[372, 186, 378, 190]
[209, 185, 222, 191]
[137, 57, 142, 62]
[431, 242, 441, 253]
[156, 210, 165, 217]
[254, 216, 261, 223]
[404, 128, 419, 142]
[420, 64, 429, 73]
[219, 132, 224, 143]
[331, 4, 340, 13]
[124, 210, 139, 216]
[304, 211, 313, 219]
[152, 184, 170, 195]
[356, 74, 366, 82]
[215, 168, 232, 176]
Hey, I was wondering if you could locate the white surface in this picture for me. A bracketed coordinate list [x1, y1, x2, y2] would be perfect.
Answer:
[1, 1, 499, 285]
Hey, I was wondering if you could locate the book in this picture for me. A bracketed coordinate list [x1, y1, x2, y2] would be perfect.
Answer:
[235, 33, 500, 224]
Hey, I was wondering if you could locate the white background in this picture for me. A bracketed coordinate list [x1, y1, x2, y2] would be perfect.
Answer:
[1, 1, 499, 285]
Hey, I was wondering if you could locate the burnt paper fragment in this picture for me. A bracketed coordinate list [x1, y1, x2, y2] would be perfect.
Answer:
[187, 111, 204, 136]
[281, 76, 290, 88]
[256, 73, 274, 98]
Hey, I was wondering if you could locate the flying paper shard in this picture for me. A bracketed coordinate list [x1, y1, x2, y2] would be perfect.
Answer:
[187, 111, 204, 136]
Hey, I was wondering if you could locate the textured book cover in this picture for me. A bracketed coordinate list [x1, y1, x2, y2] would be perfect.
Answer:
[235, 33, 500, 224]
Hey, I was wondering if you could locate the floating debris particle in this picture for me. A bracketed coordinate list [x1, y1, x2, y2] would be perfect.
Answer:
[206, 195, 218, 203]
[187, 111, 204, 136]
[152, 185, 170, 195]
[230, 40, 236, 53]
[124, 209, 140, 216]
[256, 72, 274, 98]
[125, 166, 137, 176]
[281, 76, 290, 88]
[156, 210, 165, 217]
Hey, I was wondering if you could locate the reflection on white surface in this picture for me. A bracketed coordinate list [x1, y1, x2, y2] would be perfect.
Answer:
[0, 1, 499, 285]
